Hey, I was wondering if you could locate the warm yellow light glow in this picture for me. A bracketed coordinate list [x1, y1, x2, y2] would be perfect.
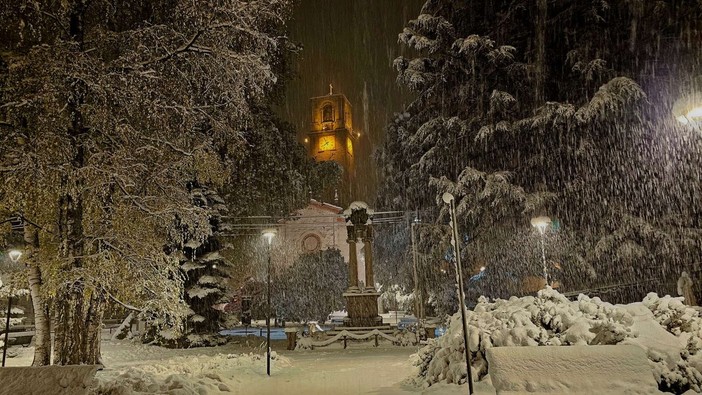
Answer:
[687, 106, 702, 119]
[346, 137, 353, 156]
[673, 92, 702, 125]
[304, 137, 309, 143]
[319, 135, 335, 151]
[530, 216, 551, 234]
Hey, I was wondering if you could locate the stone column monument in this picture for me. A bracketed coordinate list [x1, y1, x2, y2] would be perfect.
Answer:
[363, 230, 375, 292]
[342, 202, 382, 327]
[346, 236, 360, 293]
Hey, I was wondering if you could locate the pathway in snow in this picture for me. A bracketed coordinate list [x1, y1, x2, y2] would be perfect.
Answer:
[5, 336, 486, 394]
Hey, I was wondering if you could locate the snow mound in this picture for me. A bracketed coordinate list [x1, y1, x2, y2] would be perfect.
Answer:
[487, 345, 659, 394]
[93, 353, 291, 394]
[187, 285, 219, 299]
[412, 288, 702, 393]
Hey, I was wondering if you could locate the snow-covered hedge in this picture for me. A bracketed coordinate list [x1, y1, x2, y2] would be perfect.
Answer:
[92, 352, 289, 394]
[411, 288, 702, 394]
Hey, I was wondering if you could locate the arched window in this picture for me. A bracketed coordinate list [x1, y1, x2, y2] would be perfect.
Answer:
[322, 104, 334, 122]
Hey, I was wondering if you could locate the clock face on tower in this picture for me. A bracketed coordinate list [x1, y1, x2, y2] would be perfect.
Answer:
[319, 135, 336, 151]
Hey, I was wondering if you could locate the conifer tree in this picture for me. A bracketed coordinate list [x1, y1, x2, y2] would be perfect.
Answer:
[377, 0, 702, 302]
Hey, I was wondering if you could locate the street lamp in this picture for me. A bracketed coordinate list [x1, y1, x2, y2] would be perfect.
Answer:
[530, 216, 551, 286]
[261, 228, 276, 377]
[442, 192, 474, 395]
[673, 91, 702, 126]
[410, 214, 423, 319]
[2, 249, 22, 367]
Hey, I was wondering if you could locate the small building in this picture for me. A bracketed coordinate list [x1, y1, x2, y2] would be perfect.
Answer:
[278, 199, 350, 263]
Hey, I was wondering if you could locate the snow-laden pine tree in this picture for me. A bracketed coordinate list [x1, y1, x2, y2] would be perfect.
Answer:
[376, 0, 702, 303]
[142, 184, 234, 347]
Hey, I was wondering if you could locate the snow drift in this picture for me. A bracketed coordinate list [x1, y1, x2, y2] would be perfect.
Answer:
[412, 288, 702, 393]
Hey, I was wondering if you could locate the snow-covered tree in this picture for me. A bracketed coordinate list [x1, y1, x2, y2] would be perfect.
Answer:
[142, 185, 234, 347]
[272, 249, 346, 323]
[376, 0, 702, 303]
[0, 0, 296, 364]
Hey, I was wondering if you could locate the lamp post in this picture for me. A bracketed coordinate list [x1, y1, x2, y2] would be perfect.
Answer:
[261, 229, 276, 377]
[530, 216, 551, 287]
[442, 193, 474, 395]
[2, 249, 22, 367]
[410, 214, 423, 319]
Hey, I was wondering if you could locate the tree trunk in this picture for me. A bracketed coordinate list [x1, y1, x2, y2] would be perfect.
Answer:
[52, 285, 104, 365]
[24, 227, 50, 366]
[52, 0, 101, 366]
[534, 0, 547, 106]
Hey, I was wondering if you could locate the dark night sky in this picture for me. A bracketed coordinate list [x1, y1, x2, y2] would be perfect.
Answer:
[279, 0, 425, 203]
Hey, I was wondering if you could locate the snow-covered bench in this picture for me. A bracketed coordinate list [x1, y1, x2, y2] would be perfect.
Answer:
[486, 345, 660, 394]
[0, 365, 100, 395]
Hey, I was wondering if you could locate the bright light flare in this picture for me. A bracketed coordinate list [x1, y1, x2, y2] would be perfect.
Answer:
[261, 228, 277, 245]
[530, 216, 551, 234]
[8, 250, 22, 262]
[687, 106, 702, 119]
[673, 92, 702, 125]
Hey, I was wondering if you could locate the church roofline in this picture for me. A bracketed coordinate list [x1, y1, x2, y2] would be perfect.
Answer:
[309, 93, 351, 105]
[308, 198, 343, 213]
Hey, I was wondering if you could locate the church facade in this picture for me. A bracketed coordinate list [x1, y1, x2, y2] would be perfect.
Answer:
[278, 199, 349, 263]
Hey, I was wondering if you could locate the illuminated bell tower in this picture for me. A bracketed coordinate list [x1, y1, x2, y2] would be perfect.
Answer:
[307, 85, 357, 205]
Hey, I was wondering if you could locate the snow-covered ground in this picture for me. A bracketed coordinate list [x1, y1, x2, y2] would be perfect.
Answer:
[5, 289, 702, 394]
[5, 335, 482, 394]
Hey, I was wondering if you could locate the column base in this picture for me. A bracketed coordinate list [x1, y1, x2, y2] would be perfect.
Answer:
[346, 286, 361, 293]
[343, 292, 381, 327]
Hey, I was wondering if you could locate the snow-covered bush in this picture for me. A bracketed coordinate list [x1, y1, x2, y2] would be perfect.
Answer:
[380, 284, 414, 313]
[412, 288, 702, 394]
[412, 288, 639, 387]
[295, 336, 314, 350]
[639, 293, 702, 393]
[393, 328, 419, 347]
[92, 352, 290, 394]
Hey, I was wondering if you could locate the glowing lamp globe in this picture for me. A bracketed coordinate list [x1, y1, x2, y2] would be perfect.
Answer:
[8, 250, 22, 263]
[673, 91, 702, 125]
[261, 229, 277, 245]
[530, 216, 551, 234]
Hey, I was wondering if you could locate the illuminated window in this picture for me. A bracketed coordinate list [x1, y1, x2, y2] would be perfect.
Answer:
[322, 104, 334, 122]
[346, 137, 353, 156]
